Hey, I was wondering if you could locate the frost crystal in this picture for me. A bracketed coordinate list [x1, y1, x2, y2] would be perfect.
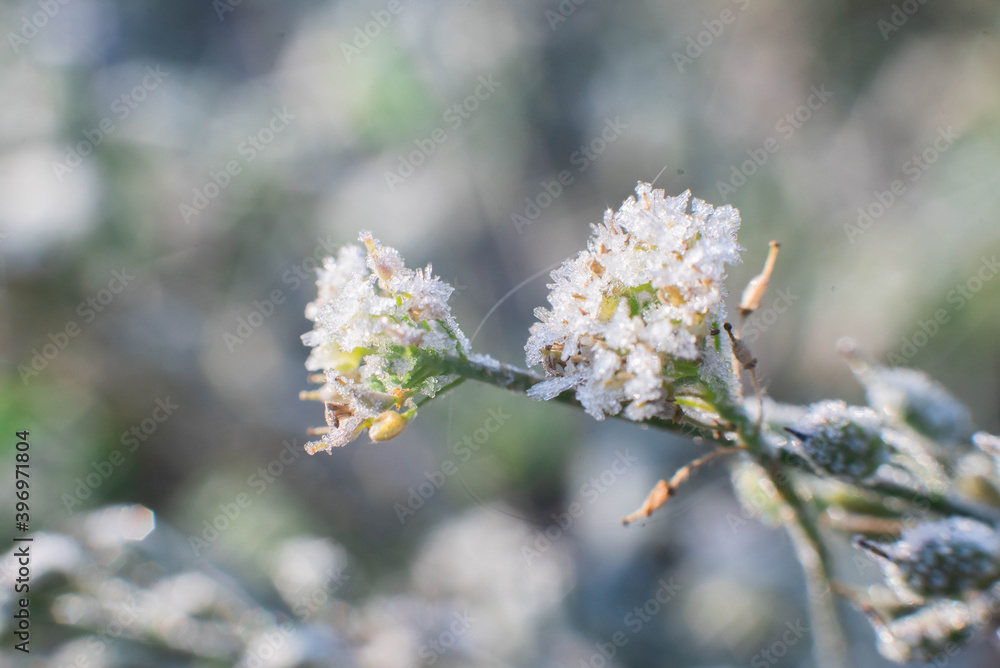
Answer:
[787, 400, 887, 480]
[301, 231, 469, 453]
[840, 338, 973, 444]
[524, 182, 743, 421]
[867, 518, 1000, 600]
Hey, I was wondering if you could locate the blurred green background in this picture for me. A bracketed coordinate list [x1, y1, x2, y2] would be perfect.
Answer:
[1, 0, 1000, 665]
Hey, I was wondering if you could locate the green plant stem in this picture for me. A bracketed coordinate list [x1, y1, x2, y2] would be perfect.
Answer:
[436, 354, 722, 436]
[764, 459, 849, 668]
[862, 480, 1000, 525]
[775, 449, 1000, 526]
[727, 406, 849, 668]
[438, 353, 849, 667]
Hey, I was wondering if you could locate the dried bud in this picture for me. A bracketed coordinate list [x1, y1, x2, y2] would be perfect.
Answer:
[368, 410, 410, 442]
[785, 400, 887, 480]
[739, 240, 780, 316]
[723, 323, 756, 370]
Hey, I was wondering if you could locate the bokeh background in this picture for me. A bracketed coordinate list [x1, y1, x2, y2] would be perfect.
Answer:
[2, 0, 1000, 665]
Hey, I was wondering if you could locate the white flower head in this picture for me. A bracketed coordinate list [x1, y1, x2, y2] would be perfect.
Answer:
[301, 231, 469, 453]
[524, 182, 743, 421]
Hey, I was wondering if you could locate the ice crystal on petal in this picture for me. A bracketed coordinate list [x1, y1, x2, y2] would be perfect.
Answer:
[524, 182, 743, 421]
[301, 231, 469, 453]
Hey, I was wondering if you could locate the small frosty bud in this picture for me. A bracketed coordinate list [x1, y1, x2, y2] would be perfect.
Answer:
[368, 411, 409, 442]
[785, 400, 887, 480]
[858, 517, 1000, 600]
[973, 431, 1000, 457]
[524, 182, 743, 422]
[874, 600, 977, 663]
[838, 338, 973, 444]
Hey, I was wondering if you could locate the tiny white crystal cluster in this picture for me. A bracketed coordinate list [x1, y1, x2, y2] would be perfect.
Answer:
[788, 400, 887, 480]
[879, 518, 1000, 599]
[524, 182, 743, 421]
[301, 231, 469, 453]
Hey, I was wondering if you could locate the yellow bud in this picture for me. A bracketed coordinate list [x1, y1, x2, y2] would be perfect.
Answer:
[369, 411, 409, 442]
[330, 345, 370, 372]
[598, 295, 620, 321]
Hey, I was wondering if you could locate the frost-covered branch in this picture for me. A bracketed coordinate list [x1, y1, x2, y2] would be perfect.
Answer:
[299, 182, 1000, 665]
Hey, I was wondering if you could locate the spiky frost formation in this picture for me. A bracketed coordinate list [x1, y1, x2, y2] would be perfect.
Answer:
[865, 518, 1000, 600]
[524, 182, 743, 421]
[301, 231, 470, 453]
[787, 400, 887, 480]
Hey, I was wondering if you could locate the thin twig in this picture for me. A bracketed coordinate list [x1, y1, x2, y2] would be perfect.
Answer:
[622, 446, 742, 525]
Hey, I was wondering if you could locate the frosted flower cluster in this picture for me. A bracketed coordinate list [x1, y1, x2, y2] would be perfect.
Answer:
[301, 231, 469, 453]
[524, 182, 742, 421]
[786, 400, 888, 480]
[866, 518, 1000, 600]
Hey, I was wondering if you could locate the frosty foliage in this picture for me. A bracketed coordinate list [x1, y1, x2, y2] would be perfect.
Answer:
[524, 182, 743, 421]
[867, 518, 1000, 600]
[301, 231, 469, 453]
[787, 400, 888, 481]
[840, 338, 974, 444]
[302, 184, 1000, 667]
